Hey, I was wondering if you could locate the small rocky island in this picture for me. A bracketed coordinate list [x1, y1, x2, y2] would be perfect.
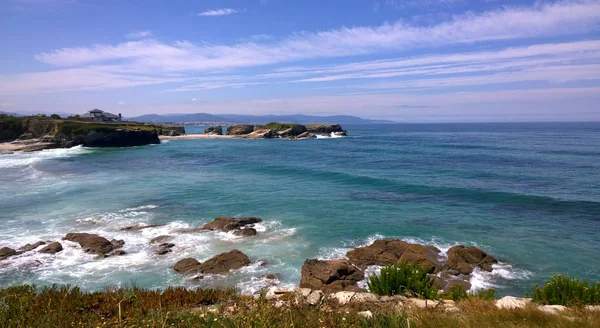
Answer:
[204, 123, 347, 139]
[0, 115, 185, 152]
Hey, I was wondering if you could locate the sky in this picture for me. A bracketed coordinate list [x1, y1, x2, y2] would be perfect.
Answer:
[1, 0, 600, 122]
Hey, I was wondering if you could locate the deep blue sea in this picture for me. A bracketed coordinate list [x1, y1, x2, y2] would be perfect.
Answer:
[1, 123, 599, 296]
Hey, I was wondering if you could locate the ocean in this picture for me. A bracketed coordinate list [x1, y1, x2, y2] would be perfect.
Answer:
[1, 122, 599, 297]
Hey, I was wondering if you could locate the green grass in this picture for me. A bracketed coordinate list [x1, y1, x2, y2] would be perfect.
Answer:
[528, 275, 600, 306]
[262, 122, 304, 131]
[443, 285, 496, 302]
[0, 285, 598, 327]
[367, 263, 438, 299]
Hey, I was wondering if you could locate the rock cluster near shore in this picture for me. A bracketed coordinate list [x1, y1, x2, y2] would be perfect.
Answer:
[213, 122, 347, 139]
[301, 238, 498, 294]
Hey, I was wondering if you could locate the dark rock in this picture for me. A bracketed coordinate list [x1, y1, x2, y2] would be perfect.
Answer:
[63, 233, 124, 255]
[277, 125, 307, 138]
[172, 258, 203, 274]
[346, 239, 412, 268]
[120, 224, 165, 231]
[256, 259, 268, 266]
[227, 125, 255, 135]
[201, 217, 262, 232]
[18, 241, 46, 252]
[300, 259, 364, 293]
[198, 249, 251, 274]
[297, 132, 317, 139]
[149, 235, 173, 244]
[233, 228, 257, 236]
[443, 245, 498, 274]
[203, 126, 223, 135]
[245, 129, 279, 139]
[155, 248, 172, 255]
[432, 272, 472, 293]
[172, 250, 251, 275]
[96, 249, 127, 259]
[155, 243, 175, 255]
[306, 124, 346, 135]
[334, 131, 347, 136]
[39, 242, 63, 254]
[0, 247, 17, 260]
[398, 244, 442, 273]
[262, 273, 279, 280]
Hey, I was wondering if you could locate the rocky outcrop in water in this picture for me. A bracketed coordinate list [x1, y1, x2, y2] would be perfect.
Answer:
[154, 243, 175, 255]
[63, 233, 125, 255]
[200, 217, 262, 235]
[346, 239, 412, 268]
[172, 249, 251, 275]
[39, 242, 63, 254]
[18, 241, 46, 253]
[306, 124, 347, 135]
[0, 247, 17, 260]
[341, 239, 498, 293]
[443, 245, 498, 274]
[300, 259, 364, 293]
[0, 116, 182, 151]
[223, 122, 345, 139]
[227, 125, 255, 135]
[203, 126, 223, 135]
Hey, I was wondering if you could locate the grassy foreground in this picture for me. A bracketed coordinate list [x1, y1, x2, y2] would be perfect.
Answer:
[0, 285, 599, 328]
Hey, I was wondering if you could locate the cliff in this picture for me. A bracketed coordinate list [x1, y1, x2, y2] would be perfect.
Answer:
[0, 116, 186, 151]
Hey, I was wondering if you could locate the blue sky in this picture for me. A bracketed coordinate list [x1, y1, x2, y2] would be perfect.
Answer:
[1, 0, 600, 122]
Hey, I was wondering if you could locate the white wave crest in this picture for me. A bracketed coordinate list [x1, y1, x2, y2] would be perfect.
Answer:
[0, 145, 90, 169]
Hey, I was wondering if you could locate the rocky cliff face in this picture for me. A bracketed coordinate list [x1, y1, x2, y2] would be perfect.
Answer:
[0, 117, 181, 150]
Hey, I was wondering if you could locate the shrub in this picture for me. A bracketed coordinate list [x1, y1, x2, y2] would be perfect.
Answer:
[50, 114, 61, 119]
[367, 262, 438, 299]
[444, 285, 496, 302]
[528, 275, 600, 306]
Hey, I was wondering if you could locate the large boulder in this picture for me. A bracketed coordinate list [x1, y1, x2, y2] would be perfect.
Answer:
[172, 250, 251, 275]
[39, 242, 63, 254]
[227, 125, 255, 135]
[443, 245, 498, 274]
[398, 244, 442, 273]
[198, 249, 251, 274]
[201, 217, 262, 233]
[172, 258, 202, 274]
[203, 126, 223, 135]
[346, 239, 412, 268]
[0, 247, 17, 260]
[63, 233, 124, 255]
[299, 259, 364, 293]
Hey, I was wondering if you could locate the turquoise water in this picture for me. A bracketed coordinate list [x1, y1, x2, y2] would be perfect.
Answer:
[1, 123, 599, 296]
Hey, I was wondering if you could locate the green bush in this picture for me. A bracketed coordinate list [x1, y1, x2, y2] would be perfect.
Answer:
[367, 262, 438, 299]
[444, 285, 496, 302]
[528, 275, 600, 306]
[50, 114, 61, 119]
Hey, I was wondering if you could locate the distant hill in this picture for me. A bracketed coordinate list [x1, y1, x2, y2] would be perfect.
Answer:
[0, 111, 19, 116]
[128, 113, 393, 124]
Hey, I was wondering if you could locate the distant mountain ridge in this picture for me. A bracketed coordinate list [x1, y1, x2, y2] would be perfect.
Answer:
[128, 113, 393, 124]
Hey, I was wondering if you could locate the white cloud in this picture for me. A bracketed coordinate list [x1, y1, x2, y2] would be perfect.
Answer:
[126, 30, 152, 39]
[34, 0, 600, 72]
[198, 8, 239, 16]
[118, 101, 125, 105]
[0, 102, 15, 108]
